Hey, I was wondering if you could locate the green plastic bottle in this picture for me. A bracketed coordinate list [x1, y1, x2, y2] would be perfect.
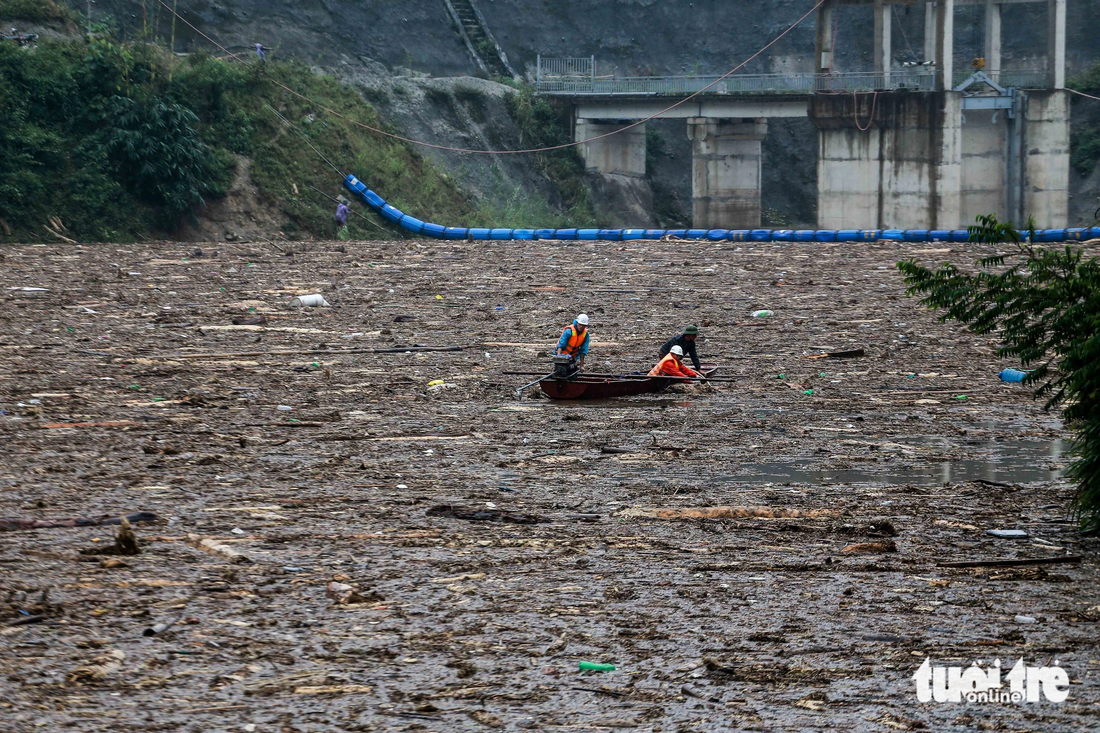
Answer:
[578, 661, 616, 672]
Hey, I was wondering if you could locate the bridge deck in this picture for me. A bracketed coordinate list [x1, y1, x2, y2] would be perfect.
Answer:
[535, 58, 1047, 97]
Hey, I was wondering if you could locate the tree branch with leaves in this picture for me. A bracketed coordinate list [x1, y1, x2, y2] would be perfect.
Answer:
[897, 215, 1100, 533]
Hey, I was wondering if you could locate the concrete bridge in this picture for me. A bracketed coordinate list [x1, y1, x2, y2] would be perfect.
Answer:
[537, 0, 1069, 229]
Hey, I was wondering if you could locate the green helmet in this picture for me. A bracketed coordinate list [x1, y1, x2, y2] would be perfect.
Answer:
[684, 325, 699, 335]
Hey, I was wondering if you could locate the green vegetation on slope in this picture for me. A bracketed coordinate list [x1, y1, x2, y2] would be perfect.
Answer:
[0, 0, 81, 25]
[505, 85, 596, 227]
[1069, 62, 1100, 176]
[0, 35, 480, 241]
[899, 215, 1100, 533]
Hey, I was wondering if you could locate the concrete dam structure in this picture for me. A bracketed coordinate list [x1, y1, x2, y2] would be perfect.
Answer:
[539, 0, 1071, 230]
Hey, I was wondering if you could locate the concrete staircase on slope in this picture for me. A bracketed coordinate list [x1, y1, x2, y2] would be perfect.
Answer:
[443, 0, 517, 80]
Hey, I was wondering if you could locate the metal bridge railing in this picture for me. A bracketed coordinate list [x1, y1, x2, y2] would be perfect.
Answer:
[536, 69, 936, 96]
[953, 68, 1048, 89]
[536, 57, 1047, 96]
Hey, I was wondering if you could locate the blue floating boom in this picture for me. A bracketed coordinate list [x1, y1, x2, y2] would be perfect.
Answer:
[342, 175, 1100, 244]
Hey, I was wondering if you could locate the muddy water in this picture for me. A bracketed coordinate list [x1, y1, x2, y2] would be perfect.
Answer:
[728, 438, 1070, 487]
[1, 239, 1096, 731]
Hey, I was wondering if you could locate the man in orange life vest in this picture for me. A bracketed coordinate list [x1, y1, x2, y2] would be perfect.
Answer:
[555, 313, 590, 370]
[649, 344, 703, 379]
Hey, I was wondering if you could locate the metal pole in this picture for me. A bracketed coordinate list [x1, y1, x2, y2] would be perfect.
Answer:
[515, 373, 553, 398]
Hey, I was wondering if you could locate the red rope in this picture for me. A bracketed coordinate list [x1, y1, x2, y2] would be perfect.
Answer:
[853, 90, 879, 131]
[156, 0, 825, 156]
[1068, 87, 1100, 102]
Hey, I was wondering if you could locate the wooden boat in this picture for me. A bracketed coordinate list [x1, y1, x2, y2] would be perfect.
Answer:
[539, 366, 718, 400]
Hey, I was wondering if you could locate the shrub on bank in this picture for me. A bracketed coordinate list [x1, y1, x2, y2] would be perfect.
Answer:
[899, 215, 1100, 533]
[0, 35, 477, 241]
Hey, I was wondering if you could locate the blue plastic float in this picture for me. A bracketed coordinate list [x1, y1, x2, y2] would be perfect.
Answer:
[343, 175, 1100, 244]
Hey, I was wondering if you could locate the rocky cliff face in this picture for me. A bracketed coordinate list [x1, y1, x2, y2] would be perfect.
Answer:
[84, 0, 1100, 227]
[95, 0, 1100, 79]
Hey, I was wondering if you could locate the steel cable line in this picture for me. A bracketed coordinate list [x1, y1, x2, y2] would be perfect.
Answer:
[156, 0, 825, 155]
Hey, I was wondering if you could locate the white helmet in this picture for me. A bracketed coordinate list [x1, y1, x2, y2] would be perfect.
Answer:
[576, 313, 589, 326]
[670, 345, 684, 356]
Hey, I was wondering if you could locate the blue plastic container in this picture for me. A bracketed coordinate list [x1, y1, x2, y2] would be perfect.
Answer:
[577, 229, 599, 240]
[421, 222, 446, 238]
[468, 228, 491, 240]
[363, 189, 385, 209]
[793, 230, 816, 242]
[728, 230, 751, 241]
[771, 230, 794, 242]
[621, 229, 645, 240]
[443, 227, 468, 240]
[490, 228, 513, 240]
[399, 215, 425, 234]
[379, 204, 403, 223]
[814, 230, 837, 242]
[643, 229, 666, 240]
[597, 229, 623, 241]
[512, 229, 535, 240]
[554, 229, 578, 240]
[999, 368, 1028, 383]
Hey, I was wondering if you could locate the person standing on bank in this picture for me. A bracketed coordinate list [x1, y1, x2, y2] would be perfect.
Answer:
[335, 197, 350, 241]
[659, 325, 702, 371]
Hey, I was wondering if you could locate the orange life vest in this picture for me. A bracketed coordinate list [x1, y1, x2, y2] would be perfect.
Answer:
[649, 353, 698, 378]
[558, 326, 586, 357]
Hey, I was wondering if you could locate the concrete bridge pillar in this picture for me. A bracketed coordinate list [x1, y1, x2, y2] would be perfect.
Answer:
[814, 0, 835, 73]
[574, 119, 647, 177]
[811, 92, 962, 229]
[934, 0, 955, 91]
[874, 0, 892, 86]
[687, 117, 767, 229]
[924, 2, 937, 63]
[984, 1, 1002, 77]
[1047, 0, 1066, 88]
[1024, 90, 1070, 225]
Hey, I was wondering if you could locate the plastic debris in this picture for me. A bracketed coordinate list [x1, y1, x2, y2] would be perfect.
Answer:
[186, 534, 252, 564]
[751, 310, 773, 318]
[999, 368, 1028, 382]
[578, 661, 616, 672]
[277, 405, 293, 411]
[1015, 615, 1037, 624]
[987, 529, 1028, 539]
[288, 294, 330, 307]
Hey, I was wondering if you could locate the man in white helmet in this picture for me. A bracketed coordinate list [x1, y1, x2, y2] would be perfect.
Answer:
[555, 313, 590, 370]
[649, 344, 702, 379]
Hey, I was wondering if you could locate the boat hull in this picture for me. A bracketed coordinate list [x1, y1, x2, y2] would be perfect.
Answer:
[538, 366, 719, 400]
[539, 375, 671, 400]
